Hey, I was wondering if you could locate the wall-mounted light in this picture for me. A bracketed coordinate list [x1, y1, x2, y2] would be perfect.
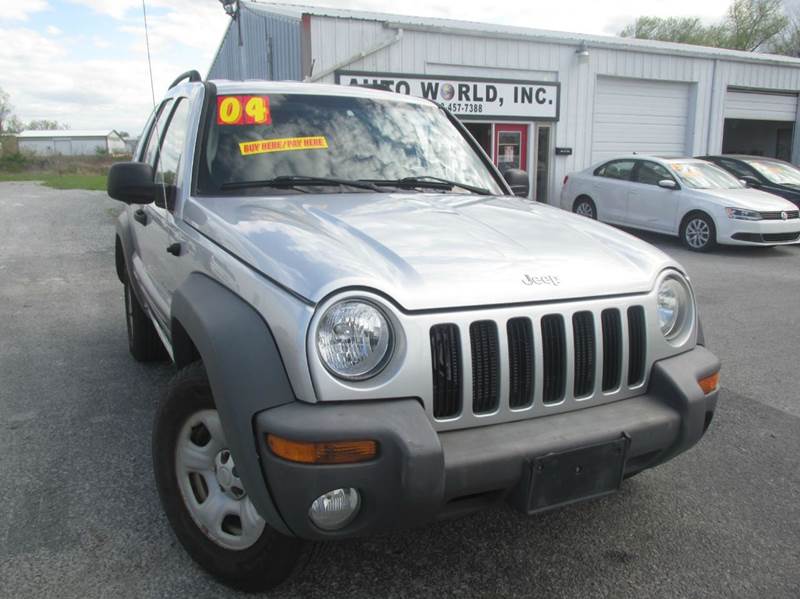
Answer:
[575, 41, 590, 60]
[219, 0, 238, 18]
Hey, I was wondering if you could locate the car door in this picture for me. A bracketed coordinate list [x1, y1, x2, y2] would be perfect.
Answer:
[590, 159, 636, 224]
[626, 160, 680, 233]
[134, 98, 192, 331]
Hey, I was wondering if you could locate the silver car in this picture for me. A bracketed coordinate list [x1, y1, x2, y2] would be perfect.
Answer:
[560, 155, 800, 251]
[108, 73, 720, 591]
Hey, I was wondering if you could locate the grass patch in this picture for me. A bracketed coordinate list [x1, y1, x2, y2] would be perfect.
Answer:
[0, 172, 107, 191]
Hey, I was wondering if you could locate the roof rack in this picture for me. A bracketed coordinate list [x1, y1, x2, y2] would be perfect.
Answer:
[169, 70, 203, 89]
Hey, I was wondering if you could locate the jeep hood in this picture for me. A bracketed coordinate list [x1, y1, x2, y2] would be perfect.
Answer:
[183, 193, 677, 311]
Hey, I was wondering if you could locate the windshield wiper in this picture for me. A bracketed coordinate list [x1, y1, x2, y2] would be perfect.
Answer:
[220, 176, 384, 192]
[363, 176, 492, 195]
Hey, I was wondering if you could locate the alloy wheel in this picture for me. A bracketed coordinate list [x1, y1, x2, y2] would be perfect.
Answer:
[685, 218, 711, 249]
[575, 201, 594, 218]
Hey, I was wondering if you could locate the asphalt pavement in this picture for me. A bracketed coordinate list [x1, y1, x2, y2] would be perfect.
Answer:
[1, 182, 798, 598]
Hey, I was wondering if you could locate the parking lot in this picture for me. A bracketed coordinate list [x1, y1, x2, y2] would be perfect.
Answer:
[1, 181, 798, 598]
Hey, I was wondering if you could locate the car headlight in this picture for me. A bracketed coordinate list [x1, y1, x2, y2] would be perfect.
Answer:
[725, 207, 762, 220]
[316, 300, 393, 380]
[657, 274, 694, 343]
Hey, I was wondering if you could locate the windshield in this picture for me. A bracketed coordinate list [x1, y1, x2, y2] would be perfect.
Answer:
[197, 93, 504, 195]
[744, 159, 800, 186]
[667, 161, 743, 189]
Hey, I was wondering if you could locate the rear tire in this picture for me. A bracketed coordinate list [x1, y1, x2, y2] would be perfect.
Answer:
[123, 274, 166, 362]
[153, 362, 314, 592]
[573, 196, 597, 219]
[680, 212, 716, 252]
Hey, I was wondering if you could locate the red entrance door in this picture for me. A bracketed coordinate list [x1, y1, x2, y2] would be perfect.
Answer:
[494, 124, 528, 173]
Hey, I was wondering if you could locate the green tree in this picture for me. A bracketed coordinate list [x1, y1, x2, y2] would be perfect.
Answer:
[620, 0, 788, 52]
[724, 0, 788, 50]
[769, 9, 800, 56]
[25, 119, 69, 131]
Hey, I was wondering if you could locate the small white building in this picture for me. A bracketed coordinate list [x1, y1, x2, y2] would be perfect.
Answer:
[210, 2, 800, 204]
[17, 130, 128, 156]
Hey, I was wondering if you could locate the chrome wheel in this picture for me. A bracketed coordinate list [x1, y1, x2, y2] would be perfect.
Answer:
[575, 200, 595, 218]
[685, 218, 711, 249]
[175, 409, 265, 551]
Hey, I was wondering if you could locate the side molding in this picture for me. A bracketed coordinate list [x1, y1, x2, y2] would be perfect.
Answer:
[171, 272, 297, 535]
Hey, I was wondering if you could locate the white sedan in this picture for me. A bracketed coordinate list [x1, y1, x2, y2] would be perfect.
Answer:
[560, 155, 800, 251]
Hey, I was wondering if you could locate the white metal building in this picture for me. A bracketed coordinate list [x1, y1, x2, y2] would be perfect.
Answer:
[210, 2, 800, 204]
[17, 130, 127, 156]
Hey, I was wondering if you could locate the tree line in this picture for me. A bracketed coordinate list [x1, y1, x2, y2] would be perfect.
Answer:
[620, 0, 800, 55]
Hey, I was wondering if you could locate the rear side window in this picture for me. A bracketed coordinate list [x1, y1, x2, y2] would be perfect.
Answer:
[155, 100, 190, 187]
[595, 160, 635, 181]
[141, 99, 174, 168]
[634, 161, 673, 185]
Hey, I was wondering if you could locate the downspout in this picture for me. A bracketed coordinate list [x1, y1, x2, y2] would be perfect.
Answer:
[705, 59, 719, 155]
[305, 26, 404, 82]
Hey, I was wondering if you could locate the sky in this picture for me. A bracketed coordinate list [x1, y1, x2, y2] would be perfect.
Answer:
[0, 0, 742, 136]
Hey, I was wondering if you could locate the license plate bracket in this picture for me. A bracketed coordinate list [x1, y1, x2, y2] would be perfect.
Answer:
[522, 435, 630, 515]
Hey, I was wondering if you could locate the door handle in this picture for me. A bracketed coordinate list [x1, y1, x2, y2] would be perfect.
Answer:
[166, 242, 182, 257]
[133, 208, 148, 226]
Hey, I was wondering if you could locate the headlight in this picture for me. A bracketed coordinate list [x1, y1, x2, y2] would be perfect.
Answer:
[316, 300, 393, 380]
[725, 207, 762, 220]
[657, 274, 694, 343]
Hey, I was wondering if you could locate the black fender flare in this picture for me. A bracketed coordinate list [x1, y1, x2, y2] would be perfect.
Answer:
[115, 209, 134, 284]
[171, 272, 297, 535]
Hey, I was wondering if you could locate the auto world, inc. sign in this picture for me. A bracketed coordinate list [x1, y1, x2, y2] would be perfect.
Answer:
[335, 71, 560, 121]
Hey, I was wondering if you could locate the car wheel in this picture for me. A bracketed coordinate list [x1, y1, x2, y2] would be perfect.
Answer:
[680, 213, 717, 252]
[123, 274, 166, 361]
[153, 362, 315, 592]
[573, 197, 596, 219]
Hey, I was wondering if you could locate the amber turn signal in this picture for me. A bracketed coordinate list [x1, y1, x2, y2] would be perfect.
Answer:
[266, 434, 378, 464]
[698, 371, 720, 395]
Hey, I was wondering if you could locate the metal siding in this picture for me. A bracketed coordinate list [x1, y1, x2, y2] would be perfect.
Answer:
[208, 7, 302, 81]
[304, 14, 800, 202]
[724, 90, 798, 121]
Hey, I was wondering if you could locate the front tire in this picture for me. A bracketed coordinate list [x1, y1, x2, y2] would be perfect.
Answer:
[680, 212, 716, 252]
[573, 196, 597, 219]
[152, 362, 313, 592]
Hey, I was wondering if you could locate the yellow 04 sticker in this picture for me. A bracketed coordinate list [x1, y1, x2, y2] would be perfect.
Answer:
[239, 136, 329, 156]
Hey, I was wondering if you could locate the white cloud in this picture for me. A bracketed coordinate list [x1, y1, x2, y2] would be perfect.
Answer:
[46, 24, 61, 35]
[0, 0, 49, 21]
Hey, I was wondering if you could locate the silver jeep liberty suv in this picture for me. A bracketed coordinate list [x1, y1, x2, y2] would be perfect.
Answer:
[108, 70, 720, 591]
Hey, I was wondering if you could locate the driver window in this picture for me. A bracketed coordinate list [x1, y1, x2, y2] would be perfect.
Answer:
[155, 99, 190, 187]
[141, 99, 174, 168]
[636, 161, 673, 186]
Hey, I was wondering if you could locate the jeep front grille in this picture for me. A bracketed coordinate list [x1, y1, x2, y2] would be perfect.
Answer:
[430, 324, 462, 419]
[429, 304, 648, 425]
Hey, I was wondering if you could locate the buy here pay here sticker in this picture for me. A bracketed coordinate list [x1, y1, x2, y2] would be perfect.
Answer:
[239, 136, 329, 156]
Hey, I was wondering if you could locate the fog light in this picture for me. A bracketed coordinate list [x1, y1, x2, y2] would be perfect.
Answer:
[308, 488, 361, 531]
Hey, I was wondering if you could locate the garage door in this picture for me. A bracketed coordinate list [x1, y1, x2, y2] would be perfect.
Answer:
[592, 77, 691, 162]
[725, 89, 798, 121]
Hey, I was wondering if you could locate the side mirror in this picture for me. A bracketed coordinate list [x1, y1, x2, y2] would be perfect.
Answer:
[657, 179, 678, 190]
[107, 162, 157, 204]
[503, 168, 530, 198]
[740, 175, 760, 188]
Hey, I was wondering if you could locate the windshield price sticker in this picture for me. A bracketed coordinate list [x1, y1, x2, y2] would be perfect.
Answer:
[217, 95, 272, 126]
[239, 136, 329, 156]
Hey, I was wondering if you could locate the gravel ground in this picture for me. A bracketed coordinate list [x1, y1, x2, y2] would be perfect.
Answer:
[1, 182, 798, 598]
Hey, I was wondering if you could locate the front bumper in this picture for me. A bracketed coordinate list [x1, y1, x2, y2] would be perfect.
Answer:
[254, 346, 720, 541]
[718, 217, 800, 245]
